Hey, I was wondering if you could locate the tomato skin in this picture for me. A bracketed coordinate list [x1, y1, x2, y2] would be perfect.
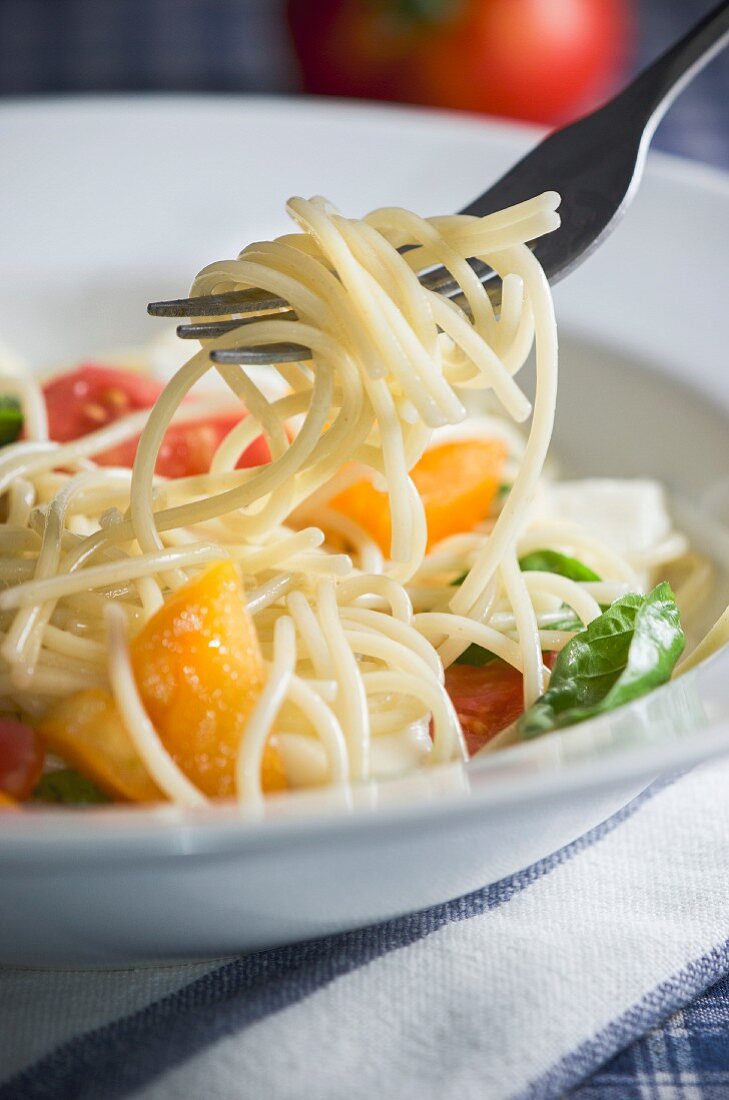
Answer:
[415, 0, 629, 125]
[42, 365, 270, 477]
[286, 0, 410, 101]
[0, 719, 45, 800]
[286, 0, 630, 126]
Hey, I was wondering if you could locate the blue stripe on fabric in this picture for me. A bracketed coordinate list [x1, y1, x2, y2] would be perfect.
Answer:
[570, 970, 729, 1098]
[519, 940, 729, 1100]
[0, 777, 673, 1100]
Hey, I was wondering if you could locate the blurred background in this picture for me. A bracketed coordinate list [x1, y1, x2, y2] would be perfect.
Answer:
[0, 0, 725, 168]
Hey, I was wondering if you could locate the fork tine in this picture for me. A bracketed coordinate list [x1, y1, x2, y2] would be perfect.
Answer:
[177, 319, 244, 340]
[185, 276, 502, 344]
[148, 287, 288, 318]
[151, 257, 504, 347]
[177, 309, 297, 340]
[211, 343, 312, 365]
[149, 257, 502, 325]
[419, 258, 495, 296]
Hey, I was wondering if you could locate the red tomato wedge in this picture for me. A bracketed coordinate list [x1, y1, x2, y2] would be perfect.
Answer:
[445, 662, 525, 757]
[445, 652, 558, 757]
[43, 364, 165, 442]
[144, 413, 270, 478]
[0, 718, 44, 800]
[42, 365, 270, 477]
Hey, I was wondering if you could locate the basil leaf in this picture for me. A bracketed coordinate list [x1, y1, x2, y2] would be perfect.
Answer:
[543, 613, 582, 632]
[455, 643, 498, 667]
[451, 549, 599, 664]
[0, 397, 22, 447]
[449, 568, 497, 662]
[518, 582, 684, 739]
[31, 769, 110, 805]
[519, 549, 601, 582]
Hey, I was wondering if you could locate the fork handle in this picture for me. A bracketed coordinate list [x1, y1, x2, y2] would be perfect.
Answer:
[622, 0, 729, 134]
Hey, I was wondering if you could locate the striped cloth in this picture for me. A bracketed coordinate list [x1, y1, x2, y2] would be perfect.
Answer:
[574, 977, 729, 1099]
[4, 759, 729, 1099]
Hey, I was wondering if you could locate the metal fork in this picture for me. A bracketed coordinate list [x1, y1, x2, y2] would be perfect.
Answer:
[148, 0, 729, 366]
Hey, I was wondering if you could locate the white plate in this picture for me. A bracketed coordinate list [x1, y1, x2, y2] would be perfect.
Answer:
[1, 97, 728, 965]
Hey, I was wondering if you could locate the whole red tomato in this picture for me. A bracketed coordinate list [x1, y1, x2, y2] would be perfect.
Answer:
[286, 0, 630, 126]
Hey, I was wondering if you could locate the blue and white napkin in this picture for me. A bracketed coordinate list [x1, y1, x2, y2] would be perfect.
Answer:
[3, 756, 729, 1100]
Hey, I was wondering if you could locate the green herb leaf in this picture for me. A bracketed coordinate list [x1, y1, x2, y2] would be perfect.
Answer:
[0, 397, 23, 447]
[31, 769, 110, 805]
[454, 548, 599, 592]
[455, 643, 498, 667]
[519, 549, 601, 582]
[451, 549, 599, 664]
[543, 613, 583, 632]
[518, 583, 684, 739]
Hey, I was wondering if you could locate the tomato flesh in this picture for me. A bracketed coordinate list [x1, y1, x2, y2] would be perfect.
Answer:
[416, 0, 629, 125]
[42, 364, 270, 477]
[445, 652, 558, 757]
[43, 364, 165, 442]
[148, 413, 270, 478]
[0, 719, 44, 800]
[445, 662, 525, 756]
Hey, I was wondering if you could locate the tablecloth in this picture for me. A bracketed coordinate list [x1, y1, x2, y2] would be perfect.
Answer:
[5, 760, 729, 1098]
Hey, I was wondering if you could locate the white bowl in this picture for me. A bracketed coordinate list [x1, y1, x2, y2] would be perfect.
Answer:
[1, 97, 728, 965]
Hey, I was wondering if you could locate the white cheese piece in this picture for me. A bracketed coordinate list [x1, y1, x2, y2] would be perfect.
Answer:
[277, 718, 432, 788]
[533, 479, 673, 557]
[369, 719, 432, 779]
[275, 734, 329, 789]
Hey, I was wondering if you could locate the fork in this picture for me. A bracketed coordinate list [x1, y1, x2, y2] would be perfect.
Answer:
[148, 0, 729, 366]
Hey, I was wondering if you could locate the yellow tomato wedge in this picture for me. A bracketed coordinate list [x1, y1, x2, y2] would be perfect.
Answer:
[38, 689, 162, 802]
[130, 560, 275, 799]
[331, 439, 507, 553]
[0, 791, 19, 811]
[260, 738, 288, 794]
[38, 563, 284, 804]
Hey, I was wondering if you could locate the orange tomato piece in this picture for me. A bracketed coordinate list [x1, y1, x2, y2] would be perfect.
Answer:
[130, 561, 270, 799]
[331, 439, 506, 554]
[38, 689, 162, 803]
[0, 791, 19, 811]
[261, 739, 288, 794]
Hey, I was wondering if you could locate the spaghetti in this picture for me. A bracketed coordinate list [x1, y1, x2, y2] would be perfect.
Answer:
[0, 194, 699, 805]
